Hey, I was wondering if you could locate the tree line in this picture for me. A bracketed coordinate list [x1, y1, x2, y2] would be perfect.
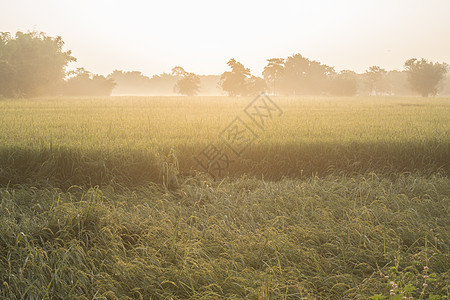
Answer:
[0, 31, 448, 98]
[218, 55, 449, 97]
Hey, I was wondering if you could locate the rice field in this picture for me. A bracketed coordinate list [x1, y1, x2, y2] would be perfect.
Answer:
[0, 96, 449, 299]
[0, 96, 448, 187]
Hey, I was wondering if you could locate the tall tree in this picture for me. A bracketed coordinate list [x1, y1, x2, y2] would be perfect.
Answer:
[0, 31, 76, 97]
[404, 58, 448, 97]
[263, 58, 284, 95]
[219, 59, 251, 96]
[282, 54, 334, 95]
[172, 66, 200, 96]
[365, 66, 387, 95]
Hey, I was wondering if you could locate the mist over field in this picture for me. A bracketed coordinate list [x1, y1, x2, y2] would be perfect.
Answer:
[1, 1, 449, 299]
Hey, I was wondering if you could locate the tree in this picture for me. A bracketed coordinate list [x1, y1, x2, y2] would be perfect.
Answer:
[365, 66, 387, 95]
[385, 70, 414, 96]
[108, 70, 152, 95]
[404, 58, 448, 97]
[282, 54, 334, 95]
[247, 76, 267, 96]
[171, 66, 187, 77]
[146, 72, 178, 95]
[219, 59, 251, 96]
[263, 58, 284, 95]
[439, 74, 450, 96]
[172, 66, 200, 96]
[0, 60, 15, 97]
[0, 31, 76, 97]
[63, 68, 116, 96]
[329, 70, 357, 96]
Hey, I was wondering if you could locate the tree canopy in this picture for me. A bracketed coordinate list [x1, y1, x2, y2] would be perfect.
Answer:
[219, 59, 251, 96]
[365, 66, 388, 95]
[282, 54, 334, 95]
[263, 58, 284, 95]
[0, 31, 118, 98]
[329, 70, 358, 96]
[63, 68, 115, 96]
[0, 31, 76, 97]
[172, 67, 201, 96]
[219, 59, 266, 96]
[404, 58, 448, 97]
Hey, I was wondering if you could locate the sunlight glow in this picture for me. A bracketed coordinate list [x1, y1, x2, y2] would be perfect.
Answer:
[2, 0, 450, 76]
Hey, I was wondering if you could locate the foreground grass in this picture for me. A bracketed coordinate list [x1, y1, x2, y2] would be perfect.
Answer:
[1, 173, 448, 299]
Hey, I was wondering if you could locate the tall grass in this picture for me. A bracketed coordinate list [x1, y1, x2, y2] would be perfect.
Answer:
[1, 173, 448, 299]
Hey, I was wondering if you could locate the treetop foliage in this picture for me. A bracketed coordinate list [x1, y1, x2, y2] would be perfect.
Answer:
[172, 66, 201, 96]
[0, 31, 75, 97]
[0, 31, 115, 98]
[404, 58, 448, 97]
[219, 59, 266, 96]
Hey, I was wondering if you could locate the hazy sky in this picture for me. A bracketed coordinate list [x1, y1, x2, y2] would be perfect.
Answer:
[2, 0, 450, 77]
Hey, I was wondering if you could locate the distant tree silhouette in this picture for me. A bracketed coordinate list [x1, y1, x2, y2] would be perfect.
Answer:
[384, 71, 414, 96]
[439, 74, 450, 96]
[329, 70, 357, 96]
[263, 58, 284, 95]
[0, 31, 75, 97]
[247, 75, 267, 96]
[282, 54, 334, 95]
[404, 58, 448, 97]
[364, 66, 387, 95]
[219, 59, 251, 96]
[171, 66, 187, 77]
[109, 70, 221, 96]
[109, 70, 187, 95]
[63, 68, 115, 96]
[107, 70, 153, 95]
[172, 66, 200, 96]
[0, 59, 15, 98]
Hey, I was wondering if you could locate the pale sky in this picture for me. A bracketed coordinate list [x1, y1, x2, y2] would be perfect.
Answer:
[1, 0, 450, 77]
